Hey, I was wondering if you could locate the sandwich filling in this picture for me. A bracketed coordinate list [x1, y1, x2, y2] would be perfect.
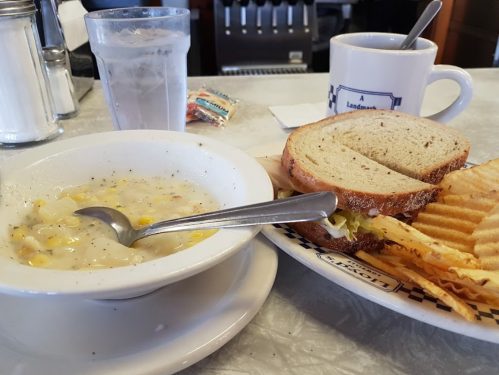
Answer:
[320, 210, 383, 241]
[258, 155, 383, 242]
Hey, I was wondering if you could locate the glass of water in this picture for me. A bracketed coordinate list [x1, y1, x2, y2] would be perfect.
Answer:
[84, 7, 190, 132]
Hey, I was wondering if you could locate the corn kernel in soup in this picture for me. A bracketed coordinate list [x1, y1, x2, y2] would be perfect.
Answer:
[10, 176, 219, 270]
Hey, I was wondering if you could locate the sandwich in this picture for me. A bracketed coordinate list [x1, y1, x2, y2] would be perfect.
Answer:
[258, 110, 470, 253]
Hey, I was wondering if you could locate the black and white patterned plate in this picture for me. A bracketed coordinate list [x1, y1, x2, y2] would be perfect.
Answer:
[262, 223, 499, 343]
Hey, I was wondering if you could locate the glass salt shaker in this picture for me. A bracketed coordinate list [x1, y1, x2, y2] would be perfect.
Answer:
[43, 47, 80, 119]
[0, 0, 63, 146]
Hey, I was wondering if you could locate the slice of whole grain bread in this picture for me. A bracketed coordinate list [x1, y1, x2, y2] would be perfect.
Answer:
[317, 110, 470, 184]
[281, 115, 441, 215]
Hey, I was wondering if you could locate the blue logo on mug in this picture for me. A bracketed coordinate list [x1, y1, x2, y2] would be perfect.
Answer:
[329, 85, 402, 115]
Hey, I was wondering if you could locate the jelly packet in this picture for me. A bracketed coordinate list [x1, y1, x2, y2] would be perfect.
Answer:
[187, 86, 240, 127]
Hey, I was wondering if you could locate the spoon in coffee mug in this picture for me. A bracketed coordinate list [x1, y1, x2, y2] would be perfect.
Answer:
[74, 191, 338, 247]
[399, 0, 442, 50]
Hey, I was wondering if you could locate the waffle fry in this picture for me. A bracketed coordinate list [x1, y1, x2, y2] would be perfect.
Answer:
[439, 159, 499, 196]
[396, 267, 477, 323]
[379, 244, 499, 306]
[412, 193, 498, 254]
[472, 202, 499, 270]
[449, 268, 499, 294]
[388, 247, 499, 306]
[433, 279, 499, 306]
[355, 250, 409, 281]
[438, 192, 499, 209]
[371, 215, 480, 270]
[356, 158, 499, 322]
[356, 248, 477, 322]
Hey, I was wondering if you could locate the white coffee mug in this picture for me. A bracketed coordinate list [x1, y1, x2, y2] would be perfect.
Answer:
[326, 33, 474, 123]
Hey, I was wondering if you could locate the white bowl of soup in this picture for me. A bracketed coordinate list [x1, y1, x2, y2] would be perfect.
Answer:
[0, 130, 273, 299]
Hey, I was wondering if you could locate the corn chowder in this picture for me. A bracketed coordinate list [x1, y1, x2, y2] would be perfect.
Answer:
[9, 176, 219, 270]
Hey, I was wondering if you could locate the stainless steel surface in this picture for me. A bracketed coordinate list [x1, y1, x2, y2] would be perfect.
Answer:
[494, 35, 499, 67]
[240, 5, 247, 32]
[214, 0, 314, 74]
[256, 5, 262, 32]
[39, 0, 64, 47]
[224, 5, 230, 29]
[39, 0, 94, 100]
[0, 0, 36, 16]
[75, 192, 338, 247]
[400, 0, 441, 50]
[302, 4, 308, 32]
[42, 46, 65, 67]
[221, 63, 308, 75]
[271, 1, 278, 30]
[315, 0, 357, 3]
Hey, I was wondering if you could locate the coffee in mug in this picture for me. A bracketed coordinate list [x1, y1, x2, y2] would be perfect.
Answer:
[326, 32, 473, 123]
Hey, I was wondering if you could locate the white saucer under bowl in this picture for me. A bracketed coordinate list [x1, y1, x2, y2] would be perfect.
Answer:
[0, 234, 278, 375]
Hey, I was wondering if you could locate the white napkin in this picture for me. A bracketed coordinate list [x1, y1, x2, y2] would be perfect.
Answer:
[58, 0, 89, 52]
[268, 102, 327, 129]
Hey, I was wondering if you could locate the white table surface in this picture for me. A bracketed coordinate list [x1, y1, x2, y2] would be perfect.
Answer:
[2, 69, 499, 374]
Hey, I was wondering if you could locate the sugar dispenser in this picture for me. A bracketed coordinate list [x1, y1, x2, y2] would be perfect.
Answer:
[0, 0, 62, 145]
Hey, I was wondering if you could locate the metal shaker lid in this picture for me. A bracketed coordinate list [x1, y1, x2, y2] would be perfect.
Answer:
[0, 0, 37, 16]
[42, 46, 66, 68]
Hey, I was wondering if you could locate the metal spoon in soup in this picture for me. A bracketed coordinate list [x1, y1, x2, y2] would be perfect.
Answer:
[75, 191, 338, 247]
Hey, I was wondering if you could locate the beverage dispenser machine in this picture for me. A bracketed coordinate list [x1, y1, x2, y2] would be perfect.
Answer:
[214, 0, 316, 74]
